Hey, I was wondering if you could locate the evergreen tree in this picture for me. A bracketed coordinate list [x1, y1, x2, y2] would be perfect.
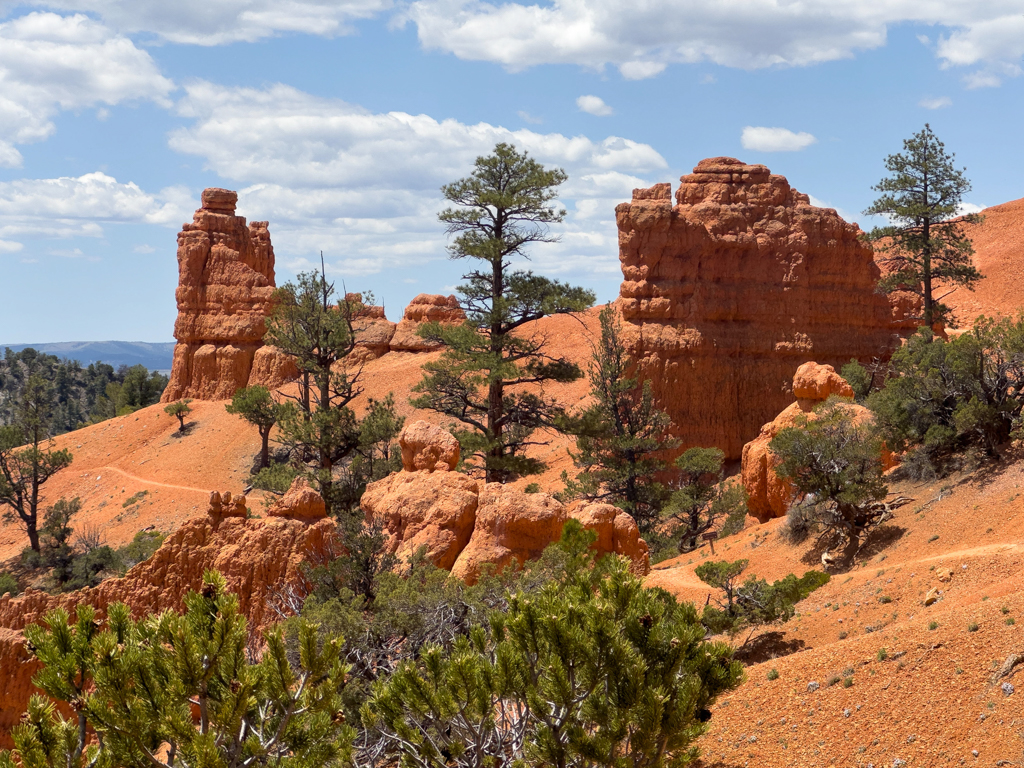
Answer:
[0, 571, 354, 768]
[865, 124, 983, 327]
[264, 267, 401, 515]
[561, 306, 674, 530]
[38, 497, 81, 588]
[770, 399, 889, 559]
[663, 447, 748, 552]
[412, 143, 595, 481]
[365, 556, 744, 768]
[163, 399, 192, 433]
[226, 385, 279, 469]
[0, 374, 73, 552]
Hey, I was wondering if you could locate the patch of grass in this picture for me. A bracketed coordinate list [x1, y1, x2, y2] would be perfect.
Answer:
[1000, 605, 1010, 615]
[968, 622, 979, 632]
[877, 648, 888, 661]
[767, 668, 779, 681]
[1006, 618, 1016, 626]
[879, 595, 893, 604]
[826, 674, 841, 687]
[843, 676, 854, 688]
[928, 621, 939, 630]
[122, 490, 149, 508]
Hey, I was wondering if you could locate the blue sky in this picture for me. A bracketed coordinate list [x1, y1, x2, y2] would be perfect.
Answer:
[1, 1, 1022, 343]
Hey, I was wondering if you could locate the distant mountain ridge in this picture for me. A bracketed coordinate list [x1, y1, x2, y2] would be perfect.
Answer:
[1, 341, 176, 372]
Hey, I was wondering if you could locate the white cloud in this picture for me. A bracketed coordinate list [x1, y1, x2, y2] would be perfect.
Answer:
[958, 202, 987, 215]
[133, 243, 156, 253]
[0, 173, 193, 241]
[402, 1, 1024, 80]
[169, 82, 667, 278]
[963, 69, 1005, 88]
[918, 96, 952, 109]
[0, 239, 23, 253]
[0, 13, 174, 163]
[740, 126, 817, 153]
[14, 0, 391, 45]
[576, 95, 614, 116]
[517, 110, 543, 124]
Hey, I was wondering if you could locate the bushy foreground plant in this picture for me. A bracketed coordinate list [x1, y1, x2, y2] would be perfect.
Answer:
[364, 554, 744, 768]
[0, 571, 354, 768]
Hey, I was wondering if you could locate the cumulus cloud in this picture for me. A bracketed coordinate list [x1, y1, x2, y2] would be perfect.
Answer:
[402, 0, 1024, 80]
[13, 0, 391, 45]
[919, 96, 952, 109]
[963, 69, 1006, 88]
[0, 13, 174, 164]
[0, 172, 192, 241]
[169, 82, 666, 277]
[740, 126, 817, 153]
[576, 95, 614, 116]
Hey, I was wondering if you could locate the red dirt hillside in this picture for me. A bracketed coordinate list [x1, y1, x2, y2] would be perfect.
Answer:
[945, 196, 1024, 326]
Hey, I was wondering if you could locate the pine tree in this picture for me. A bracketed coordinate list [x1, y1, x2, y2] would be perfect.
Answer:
[412, 143, 595, 481]
[163, 399, 192, 433]
[865, 124, 983, 327]
[0, 374, 73, 552]
[663, 447, 748, 552]
[226, 385, 279, 469]
[0, 571, 354, 768]
[561, 306, 675, 531]
[365, 555, 744, 768]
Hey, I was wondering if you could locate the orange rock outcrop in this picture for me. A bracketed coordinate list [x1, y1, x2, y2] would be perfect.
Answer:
[741, 362, 866, 522]
[617, 158, 906, 459]
[163, 189, 278, 402]
[0, 501, 337, 746]
[363, 421, 650, 582]
[390, 294, 466, 352]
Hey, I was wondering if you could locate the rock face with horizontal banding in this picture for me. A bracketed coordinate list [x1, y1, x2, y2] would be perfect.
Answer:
[616, 157, 906, 459]
[162, 188, 277, 402]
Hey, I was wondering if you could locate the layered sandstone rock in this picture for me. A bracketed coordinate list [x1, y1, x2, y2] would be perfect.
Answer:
[0, 509, 336, 745]
[362, 420, 650, 583]
[617, 158, 905, 459]
[247, 345, 299, 389]
[742, 362, 865, 522]
[268, 476, 328, 520]
[347, 293, 398, 364]
[163, 189, 277, 402]
[390, 294, 466, 352]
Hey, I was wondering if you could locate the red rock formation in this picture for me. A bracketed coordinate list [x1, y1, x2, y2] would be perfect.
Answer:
[568, 502, 650, 576]
[0, 506, 337, 746]
[390, 294, 466, 352]
[162, 188, 277, 402]
[248, 345, 299, 389]
[267, 476, 328, 520]
[742, 362, 868, 522]
[362, 421, 650, 583]
[617, 158, 906, 459]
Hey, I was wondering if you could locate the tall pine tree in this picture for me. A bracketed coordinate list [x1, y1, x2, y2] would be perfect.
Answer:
[865, 124, 982, 327]
[412, 143, 595, 481]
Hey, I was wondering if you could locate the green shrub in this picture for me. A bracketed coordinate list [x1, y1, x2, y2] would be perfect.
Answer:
[840, 359, 872, 400]
[250, 461, 299, 494]
[767, 668, 779, 681]
[843, 676, 854, 688]
[1006, 617, 1016, 626]
[929, 621, 939, 630]
[523, 482, 541, 494]
[0, 572, 18, 597]
[968, 622, 979, 632]
[877, 647, 888, 661]
[879, 595, 893, 604]
[121, 490, 149, 508]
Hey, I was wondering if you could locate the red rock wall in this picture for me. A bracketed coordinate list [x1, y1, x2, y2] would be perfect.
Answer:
[617, 158, 905, 459]
[162, 188, 277, 402]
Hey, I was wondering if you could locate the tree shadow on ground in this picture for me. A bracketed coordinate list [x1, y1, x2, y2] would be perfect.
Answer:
[169, 421, 198, 439]
[733, 631, 806, 665]
[798, 524, 907, 572]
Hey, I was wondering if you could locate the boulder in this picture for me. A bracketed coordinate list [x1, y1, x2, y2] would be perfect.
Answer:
[267, 476, 327, 520]
[450, 484, 567, 584]
[569, 502, 650, 576]
[163, 189, 277, 402]
[390, 294, 466, 352]
[362, 470, 480, 570]
[616, 158, 907, 460]
[741, 361, 867, 522]
[399, 420, 460, 472]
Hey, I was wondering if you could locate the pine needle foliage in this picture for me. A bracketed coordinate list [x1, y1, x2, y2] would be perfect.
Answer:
[561, 306, 675, 531]
[0, 571, 354, 768]
[663, 448, 748, 552]
[411, 143, 595, 481]
[364, 554, 744, 768]
[865, 124, 982, 327]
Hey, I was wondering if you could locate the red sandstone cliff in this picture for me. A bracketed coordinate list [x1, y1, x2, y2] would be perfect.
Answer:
[617, 158, 907, 459]
[162, 188, 277, 401]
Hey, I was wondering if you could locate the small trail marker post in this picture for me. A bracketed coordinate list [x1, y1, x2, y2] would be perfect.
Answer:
[702, 530, 719, 555]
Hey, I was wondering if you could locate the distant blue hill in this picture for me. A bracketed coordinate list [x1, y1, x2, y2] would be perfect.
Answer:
[1, 341, 176, 372]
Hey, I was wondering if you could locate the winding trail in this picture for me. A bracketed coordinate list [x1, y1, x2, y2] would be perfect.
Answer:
[89, 465, 211, 495]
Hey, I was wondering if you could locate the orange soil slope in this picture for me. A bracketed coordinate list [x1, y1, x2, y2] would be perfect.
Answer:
[0, 310, 601, 563]
[946, 197, 1024, 326]
[650, 458, 1024, 767]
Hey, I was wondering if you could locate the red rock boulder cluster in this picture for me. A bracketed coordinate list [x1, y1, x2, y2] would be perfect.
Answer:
[616, 158, 910, 460]
[741, 361, 873, 522]
[362, 421, 650, 582]
[0, 507, 337, 746]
